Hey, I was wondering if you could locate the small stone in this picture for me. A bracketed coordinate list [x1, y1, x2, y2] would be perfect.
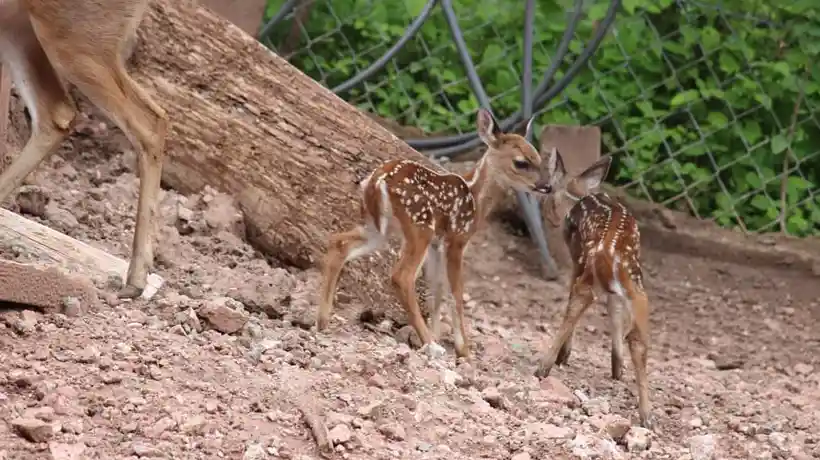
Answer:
[61, 297, 82, 317]
[19, 310, 39, 330]
[132, 442, 164, 457]
[204, 399, 219, 414]
[625, 426, 652, 452]
[539, 377, 576, 406]
[794, 363, 814, 375]
[511, 452, 532, 460]
[198, 297, 249, 334]
[603, 414, 631, 441]
[440, 369, 461, 386]
[689, 434, 716, 460]
[527, 422, 574, 440]
[378, 422, 406, 441]
[180, 415, 208, 435]
[481, 386, 504, 409]
[48, 442, 86, 460]
[368, 374, 387, 389]
[16, 185, 49, 217]
[12, 418, 55, 442]
[243, 443, 266, 460]
[329, 424, 353, 445]
[582, 397, 610, 416]
[145, 416, 176, 438]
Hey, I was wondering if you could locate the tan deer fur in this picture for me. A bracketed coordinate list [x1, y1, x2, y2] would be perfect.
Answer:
[531, 149, 653, 428]
[0, 0, 167, 298]
[317, 108, 543, 360]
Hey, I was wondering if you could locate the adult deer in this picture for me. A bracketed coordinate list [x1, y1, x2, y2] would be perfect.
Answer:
[530, 148, 653, 428]
[0, 0, 167, 298]
[316, 108, 543, 360]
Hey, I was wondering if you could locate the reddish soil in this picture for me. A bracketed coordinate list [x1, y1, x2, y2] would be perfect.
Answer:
[0, 101, 818, 460]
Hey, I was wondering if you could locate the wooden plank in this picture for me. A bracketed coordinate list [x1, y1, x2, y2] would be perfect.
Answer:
[0, 208, 164, 299]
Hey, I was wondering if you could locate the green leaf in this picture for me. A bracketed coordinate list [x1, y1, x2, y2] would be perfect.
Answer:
[771, 134, 789, 154]
[750, 194, 772, 211]
[670, 90, 700, 107]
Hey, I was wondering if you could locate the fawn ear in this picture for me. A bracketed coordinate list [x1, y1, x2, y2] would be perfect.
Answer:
[477, 108, 501, 147]
[579, 156, 612, 190]
[546, 147, 566, 182]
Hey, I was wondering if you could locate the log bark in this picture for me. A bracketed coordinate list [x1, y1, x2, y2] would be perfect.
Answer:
[130, 1, 431, 266]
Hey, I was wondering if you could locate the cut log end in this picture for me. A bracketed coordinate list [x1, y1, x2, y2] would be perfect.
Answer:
[0, 259, 99, 313]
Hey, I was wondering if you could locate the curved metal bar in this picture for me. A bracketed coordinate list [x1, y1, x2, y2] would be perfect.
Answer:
[422, 0, 619, 157]
[406, 0, 585, 149]
[333, 0, 440, 94]
[440, 0, 492, 110]
[517, 0, 559, 278]
[257, 0, 300, 42]
[534, 0, 621, 108]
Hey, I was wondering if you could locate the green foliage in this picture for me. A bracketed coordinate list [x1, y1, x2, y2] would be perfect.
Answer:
[262, 0, 820, 236]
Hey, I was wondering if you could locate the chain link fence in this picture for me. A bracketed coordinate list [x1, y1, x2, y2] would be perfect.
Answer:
[257, 0, 820, 245]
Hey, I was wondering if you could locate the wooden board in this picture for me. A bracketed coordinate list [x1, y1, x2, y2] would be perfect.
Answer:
[0, 208, 164, 300]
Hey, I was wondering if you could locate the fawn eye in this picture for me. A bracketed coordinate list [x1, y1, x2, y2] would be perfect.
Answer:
[513, 159, 530, 170]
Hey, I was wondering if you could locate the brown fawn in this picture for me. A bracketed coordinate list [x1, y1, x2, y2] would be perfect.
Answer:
[0, 0, 167, 298]
[317, 108, 543, 359]
[531, 148, 652, 428]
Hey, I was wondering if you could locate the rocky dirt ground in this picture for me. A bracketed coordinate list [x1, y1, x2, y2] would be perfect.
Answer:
[1, 105, 819, 460]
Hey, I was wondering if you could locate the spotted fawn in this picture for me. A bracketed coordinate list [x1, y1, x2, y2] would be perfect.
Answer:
[531, 148, 653, 428]
[317, 108, 543, 360]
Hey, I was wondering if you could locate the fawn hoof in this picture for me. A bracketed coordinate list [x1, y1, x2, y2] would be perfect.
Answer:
[534, 360, 553, 379]
[640, 413, 655, 430]
[117, 284, 144, 299]
[315, 316, 329, 332]
[420, 342, 446, 359]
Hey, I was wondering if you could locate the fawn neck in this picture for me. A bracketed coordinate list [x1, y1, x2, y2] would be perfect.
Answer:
[461, 154, 498, 225]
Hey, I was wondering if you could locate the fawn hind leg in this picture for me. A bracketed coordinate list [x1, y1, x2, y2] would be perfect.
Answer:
[424, 241, 446, 340]
[0, 16, 77, 203]
[444, 238, 469, 359]
[607, 294, 627, 380]
[27, 12, 168, 298]
[536, 279, 594, 378]
[316, 224, 384, 331]
[626, 289, 652, 429]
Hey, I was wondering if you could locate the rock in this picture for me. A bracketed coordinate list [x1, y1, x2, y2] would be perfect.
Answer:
[378, 422, 406, 441]
[582, 397, 611, 416]
[48, 442, 86, 460]
[176, 308, 202, 333]
[61, 297, 83, 317]
[329, 424, 353, 445]
[198, 297, 249, 334]
[481, 386, 504, 409]
[625, 426, 652, 452]
[145, 416, 176, 438]
[394, 325, 422, 348]
[132, 442, 164, 457]
[19, 310, 39, 330]
[16, 185, 49, 217]
[180, 415, 208, 435]
[794, 363, 814, 375]
[527, 422, 574, 440]
[689, 434, 717, 460]
[440, 369, 461, 386]
[243, 443, 266, 460]
[511, 452, 532, 460]
[539, 377, 576, 406]
[11, 418, 56, 442]
[603, 415, 631, 441]
[570, 434, 622, 459]
[45, 203, 80, 230]
[368, 374, 387, 389]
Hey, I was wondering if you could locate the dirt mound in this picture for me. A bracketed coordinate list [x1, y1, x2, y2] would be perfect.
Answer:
[0, 102, 818, 460]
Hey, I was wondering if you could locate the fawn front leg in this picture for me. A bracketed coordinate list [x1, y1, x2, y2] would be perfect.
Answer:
[535, 280, 594, 378]
[392, 230, 442, 358]
[444, 239, 469, 359]
[607, 294, 626, 380]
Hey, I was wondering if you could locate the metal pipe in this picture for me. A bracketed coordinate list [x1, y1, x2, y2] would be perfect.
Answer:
[257, 0, 300, 42]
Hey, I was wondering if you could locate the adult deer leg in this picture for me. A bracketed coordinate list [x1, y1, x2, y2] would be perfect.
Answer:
[0, 20, 77, 204]
[27, 13, 168, 298]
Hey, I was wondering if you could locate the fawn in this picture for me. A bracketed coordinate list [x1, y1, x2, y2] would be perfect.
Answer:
[0, 0, 167, 298]
[317, 108, 543, 359]
[530, 148, 653, 428]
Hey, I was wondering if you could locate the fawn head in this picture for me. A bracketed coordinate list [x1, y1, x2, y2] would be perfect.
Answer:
[476, 108, 542, 192]
[532, 148, 613, 224]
